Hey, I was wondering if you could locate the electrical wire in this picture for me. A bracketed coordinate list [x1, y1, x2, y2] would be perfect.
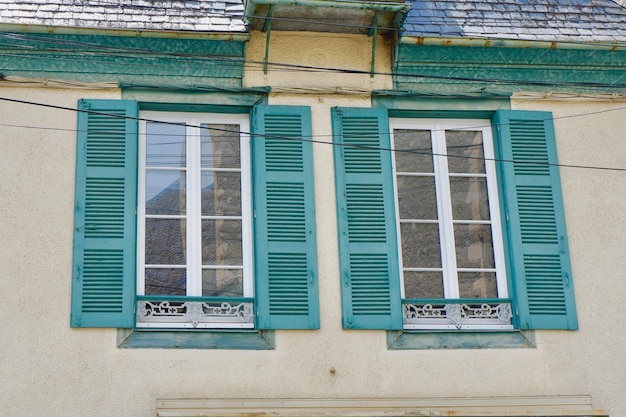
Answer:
[2, 95, 626, 172]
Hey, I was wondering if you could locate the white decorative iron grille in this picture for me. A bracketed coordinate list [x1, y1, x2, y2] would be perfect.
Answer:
[403, 301, 513, 330]
[136, 300, 255, 329]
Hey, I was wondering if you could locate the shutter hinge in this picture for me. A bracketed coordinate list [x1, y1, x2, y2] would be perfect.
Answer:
[75, 265, 82, 281]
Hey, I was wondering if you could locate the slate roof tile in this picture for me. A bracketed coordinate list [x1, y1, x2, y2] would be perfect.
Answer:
[404, 0, 626, 42]
[0, 0, 245, 32]
[1, 0, 625, 42]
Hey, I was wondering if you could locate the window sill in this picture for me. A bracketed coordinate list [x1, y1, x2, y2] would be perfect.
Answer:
[387, 329, 536, 350]
[117, 329, 275, 349]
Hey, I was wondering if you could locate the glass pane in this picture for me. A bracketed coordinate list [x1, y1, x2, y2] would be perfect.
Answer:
[145, 218, 186, 265]
[201, 124, 241, 168]
[202, 269, 244, 297]
[403, 271, 444, 299]
[145, 170, 185, 215]
[458, 272, 498, 298]
[446, 130, 485, 174]
[397, 175, 438, 220]
[145, 268, 186, 296]
[454, 223, 495, 269]
[202, 220, 243, 265]
[146, 122, 186, 167]
[449, 176, 490, 221]
[201, 171, 242, 216]
[393, 129, 433, 173]
[400, 223, 442, 268]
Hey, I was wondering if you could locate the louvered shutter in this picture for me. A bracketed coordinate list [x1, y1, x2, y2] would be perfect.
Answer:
[494, 110, 577, 330]
[332, 107, 402, 330]
[71, 99, 138, 328]
[252, 105, 319, 329]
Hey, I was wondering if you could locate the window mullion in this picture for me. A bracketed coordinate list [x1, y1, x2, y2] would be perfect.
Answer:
[239, 119, 254, 298]
[433, 126, 459, 299]
[481, 125, 509, 298]
[186, 121, 202, 296]
[136, 121, 147, 296]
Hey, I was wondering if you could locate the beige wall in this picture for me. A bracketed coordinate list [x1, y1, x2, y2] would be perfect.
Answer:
[0, 33, 625, 417]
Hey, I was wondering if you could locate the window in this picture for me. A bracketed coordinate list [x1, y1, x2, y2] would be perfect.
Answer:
[137, 113, 254, 329]
[71, 100, 320, 338]
[390, 119, 510, 330]
[333, 107, 577, 332]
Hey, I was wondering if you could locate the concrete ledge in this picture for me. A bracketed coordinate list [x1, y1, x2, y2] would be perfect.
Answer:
[387, 330, 536, 349]
[157, 396, 607, 416]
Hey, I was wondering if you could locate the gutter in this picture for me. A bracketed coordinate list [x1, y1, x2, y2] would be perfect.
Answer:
[399, 35, 626, 51]
[0, 23, 251, 41]
[245, 0, 410, 15]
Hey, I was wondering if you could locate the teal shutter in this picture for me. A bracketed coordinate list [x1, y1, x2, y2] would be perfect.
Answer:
[71, 99, 138, 328]
[252, 105, 319, 329]
[332, 107, 402, 330]
[494, 110, 577, 330]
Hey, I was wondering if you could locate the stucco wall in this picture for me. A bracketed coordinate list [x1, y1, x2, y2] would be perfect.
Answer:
[0, 33, 625, 417]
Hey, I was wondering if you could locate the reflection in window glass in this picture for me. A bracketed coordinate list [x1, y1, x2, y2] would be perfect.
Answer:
[140, 115, 250, 302]
[146, 122, 186, 167]
[391, 121, 505, 308]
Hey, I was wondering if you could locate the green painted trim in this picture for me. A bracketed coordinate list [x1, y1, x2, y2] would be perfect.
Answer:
[332, 107, 403, 330]
[125, 91, 267, 108]
[388, 109, 497, 119]
[395, 44, 626, 94]
[118, 329, 275, 349]
[0, 32, 245, 87]
[373, 96, 510, 115]
[252, 105, 320, 330]
[387, 330, 536, 350]
[0, 23, 250, 41]
[493, 110, 578, 330]
[137, 102, 253, 114]
[71, 99, 138, 329]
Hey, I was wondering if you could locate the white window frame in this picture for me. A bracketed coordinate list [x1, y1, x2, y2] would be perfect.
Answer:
[136, 112, 253, 329]
[389, 118, 511, 330]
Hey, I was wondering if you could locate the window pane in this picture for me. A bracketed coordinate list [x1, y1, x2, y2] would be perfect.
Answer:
[446, 130, 485, 174]
[454, 223, 495, 269]
[146, 122, 186, 167]
[201, 171, 242, 216]
[393, 129, 433, 173]
[449, 176, 490, 221]
[397, 176, 438, 220]
[403, 271, 444, 299]
[458, 272, 497, 298]
[145, 219, 186, 265]
[201, 124, 241, 168]
[146, 170, 185, 215]
[400, 223, 442, 268]
[202, 220, 243, 265]
[145, 268, 186, 296]
[202, 269, 243, 297]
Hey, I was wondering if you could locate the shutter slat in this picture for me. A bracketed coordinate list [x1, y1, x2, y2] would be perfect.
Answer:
[494, 110, 577, 330]
[333, 107, 402, 330]
[71, 99, 138, 328]
[253, 106, 319, 330]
